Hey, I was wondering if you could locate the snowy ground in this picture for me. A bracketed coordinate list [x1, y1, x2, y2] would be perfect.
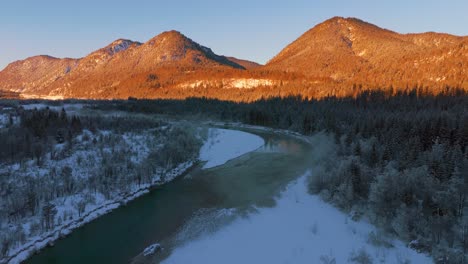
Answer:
[163, 172, 432, 264]
[199, 128, 264, 169]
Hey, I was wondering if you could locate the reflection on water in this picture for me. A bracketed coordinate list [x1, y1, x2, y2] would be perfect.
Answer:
[258, 134, 304, 154]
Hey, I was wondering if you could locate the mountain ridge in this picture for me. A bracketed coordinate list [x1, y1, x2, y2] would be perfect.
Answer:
[0, 30, 250, 98]
[0, 17, 466, 100]
[266, 16, 467, 89]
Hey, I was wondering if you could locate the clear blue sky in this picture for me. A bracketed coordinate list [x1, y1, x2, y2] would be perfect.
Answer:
[1, 0, 467, 70]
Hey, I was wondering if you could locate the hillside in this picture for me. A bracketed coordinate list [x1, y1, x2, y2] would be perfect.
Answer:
[0, 17, 466, 100]
[0, 56, 79, 99]
[266, 17, 467, 89]
[0, 31, 245, 99]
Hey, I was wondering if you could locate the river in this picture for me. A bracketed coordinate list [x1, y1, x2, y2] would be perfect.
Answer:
[26, 129, 313, 264]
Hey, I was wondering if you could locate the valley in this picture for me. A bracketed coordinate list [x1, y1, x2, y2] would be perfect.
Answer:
[1, 9, 467, 264]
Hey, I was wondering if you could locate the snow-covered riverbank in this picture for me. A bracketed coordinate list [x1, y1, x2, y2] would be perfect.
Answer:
[158, 123, 434, 263]
[3, 127, 265, 264]
[162, 172, 433, 264]
[199, 128, 264, 169]
[4, 162, 194, 264]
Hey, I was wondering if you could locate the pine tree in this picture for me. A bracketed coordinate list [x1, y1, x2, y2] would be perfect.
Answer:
[368, 142, 379, 167]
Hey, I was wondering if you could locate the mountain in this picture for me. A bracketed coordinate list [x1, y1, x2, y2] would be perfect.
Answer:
[119, 30, 245, 72]
[0, 31, 245, 98]
[266, 17, 467, 89]
[0, 18, 466, 100]
[0, 55, 79, 96]
[74, 39, 142, 72]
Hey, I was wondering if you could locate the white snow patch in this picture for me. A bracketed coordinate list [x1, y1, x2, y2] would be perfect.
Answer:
[229, 78, 275, 89]
[20, 95, 65, 100]
[199, 128, 264, 169]
[178, 78, 277, 89]
[143, 243, 162, 256]
[163, 173, 432, 264]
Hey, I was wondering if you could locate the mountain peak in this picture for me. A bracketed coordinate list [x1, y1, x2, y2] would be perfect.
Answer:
[315, 16, 385, 34]
[158, 30, 185, 38]
[77, 38, 141, 69]
[141, 30, 244, 69]
[323, 16, 352, 23]
[146, 30, 193, 46]
[324, 16, 365, 23]
[108, 38, 141, 47]
[99, 38, 141, 56]
[143, 30, 200, 57]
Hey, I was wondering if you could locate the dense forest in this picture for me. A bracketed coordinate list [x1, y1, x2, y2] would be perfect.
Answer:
[85, 88, 466, 263]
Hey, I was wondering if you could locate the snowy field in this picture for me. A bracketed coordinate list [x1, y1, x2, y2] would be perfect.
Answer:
[199, 128, 264, 169]
[163, 172, 432, 264]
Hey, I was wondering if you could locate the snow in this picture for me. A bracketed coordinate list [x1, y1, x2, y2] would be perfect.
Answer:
[4, 162, 193, 264]
[143, 243, 162, 256]
[178, 78, 277, 89]
[109, 40, 132, 54]
[163, 172, 432, 264]
[22, 95, 65, 100]
[1, 127, 194, 264]
[203, 121, 311, 145]
[229, 78, 275, 89]
[122, 132, 151, 163]
[199, 128, 264, 169]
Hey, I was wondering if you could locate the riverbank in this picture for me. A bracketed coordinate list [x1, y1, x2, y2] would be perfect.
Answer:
[162, 172, 432, 264]
[204, 121, 314, 145]
[3, 127, 265, 264]
[3, 162, 194, 264]
[17, 122, 432, 264]
[156, 122, 434, 264]
[199, 128, 264, 169]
